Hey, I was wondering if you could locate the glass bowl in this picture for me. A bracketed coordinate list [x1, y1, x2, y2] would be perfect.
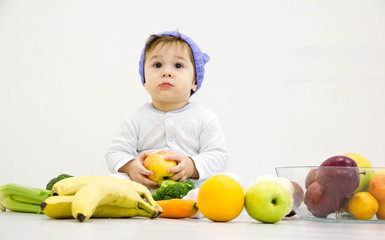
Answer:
[275, 166, 385, 223]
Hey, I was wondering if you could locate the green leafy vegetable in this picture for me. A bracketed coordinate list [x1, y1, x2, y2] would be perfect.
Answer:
[0, 183, 52, 213]
[152, 180, 195, 201]
[46, 174, 73, 190]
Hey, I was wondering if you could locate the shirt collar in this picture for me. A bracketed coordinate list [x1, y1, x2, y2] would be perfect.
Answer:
[145, 102, 196, 114]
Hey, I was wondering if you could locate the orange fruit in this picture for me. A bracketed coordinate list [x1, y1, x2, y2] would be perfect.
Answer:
[376, 201, 385, 220]
[348, 192, 379, 220]
[197, 174, 244, 222]
[369, 174, 385, 202]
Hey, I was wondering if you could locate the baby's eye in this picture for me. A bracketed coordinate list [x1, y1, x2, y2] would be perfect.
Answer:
[154, 63, 162, 68]
[175, 63, 183, 69]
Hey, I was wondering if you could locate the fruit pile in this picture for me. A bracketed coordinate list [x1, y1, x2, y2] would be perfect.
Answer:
[2, 151, 384, 223]
[302, 153, 385, 220]
[234, 156, 385, 223]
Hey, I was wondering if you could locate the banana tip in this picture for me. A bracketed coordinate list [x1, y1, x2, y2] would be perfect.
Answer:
[77, 213, 86, 222]
[40, 202, 47, 211]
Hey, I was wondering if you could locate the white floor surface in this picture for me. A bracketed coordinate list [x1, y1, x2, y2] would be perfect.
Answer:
[1, 210, 384, 240]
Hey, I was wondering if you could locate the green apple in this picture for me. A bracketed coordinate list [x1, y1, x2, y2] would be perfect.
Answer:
[247, 174, 294, 214]
[245, 181, 291, 223]
[344, 153, 375, 193]
[143, 151, 177, 186]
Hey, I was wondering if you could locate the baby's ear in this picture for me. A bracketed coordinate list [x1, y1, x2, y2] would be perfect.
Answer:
[191, 83, 197, 92]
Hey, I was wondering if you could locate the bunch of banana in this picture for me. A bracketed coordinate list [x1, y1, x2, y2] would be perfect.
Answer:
[41, 176, 162, 222]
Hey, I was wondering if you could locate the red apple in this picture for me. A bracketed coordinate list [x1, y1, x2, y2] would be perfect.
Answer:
[304, 182, 336, 218]
[285, 181, 305, 217]
[292, 181, 304, 207]
[316, 155, 359, 199]
[305, 169, 317, 189]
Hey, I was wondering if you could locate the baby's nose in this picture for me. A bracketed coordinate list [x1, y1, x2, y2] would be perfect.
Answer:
[162, 68, 172, 77]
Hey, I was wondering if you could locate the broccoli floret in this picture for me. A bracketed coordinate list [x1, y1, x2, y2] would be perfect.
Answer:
[159, 180, 176, 188]
[46, 174, 73, 190]
[152, 180, 195, 201]
[184, 180, 195, 192]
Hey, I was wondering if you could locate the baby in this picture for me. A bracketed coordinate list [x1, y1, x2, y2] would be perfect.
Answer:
[105, 31, 228, 188]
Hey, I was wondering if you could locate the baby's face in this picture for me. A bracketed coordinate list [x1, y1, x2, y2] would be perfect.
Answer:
[144, 42, 196, 107]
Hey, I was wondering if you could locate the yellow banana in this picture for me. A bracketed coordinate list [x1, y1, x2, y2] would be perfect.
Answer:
[94, 205, 154, 218]
[41, 195, 73, 218]
[51, 175, 162, 214]
[71, 180, 156, 222]
[41, 195, 153, 219]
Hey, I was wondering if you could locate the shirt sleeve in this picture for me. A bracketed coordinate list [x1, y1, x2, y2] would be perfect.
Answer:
[190, 112, 229, 181]
[105, 114, 139, 173]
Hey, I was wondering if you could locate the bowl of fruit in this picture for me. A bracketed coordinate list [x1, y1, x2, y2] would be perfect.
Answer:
[275, 154, 385, 223]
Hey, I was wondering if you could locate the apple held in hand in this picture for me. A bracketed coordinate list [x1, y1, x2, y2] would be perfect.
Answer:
[143, 151, 177, 186]
[245, 181, 292, 223]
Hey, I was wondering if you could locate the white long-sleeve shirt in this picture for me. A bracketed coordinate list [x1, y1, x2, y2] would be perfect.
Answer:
[105, 102, 228, 183]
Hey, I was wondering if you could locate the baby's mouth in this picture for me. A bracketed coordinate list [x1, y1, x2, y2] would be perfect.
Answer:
[159, 82, 173, 87]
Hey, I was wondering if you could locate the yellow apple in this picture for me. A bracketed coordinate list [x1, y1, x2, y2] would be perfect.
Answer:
[344, 153, 375, 193]
[143, 151, 177, 186]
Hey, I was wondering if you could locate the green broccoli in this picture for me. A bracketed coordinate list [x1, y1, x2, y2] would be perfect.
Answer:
[46, 174, 73, 190]
[152, 180, 195, 201]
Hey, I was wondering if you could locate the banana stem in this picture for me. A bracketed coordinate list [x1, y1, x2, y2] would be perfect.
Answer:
[137, 190, 162, 214]
[137, 201, 156, 217]
[136, 208, 156, 218]
[142, 192, 157, 207]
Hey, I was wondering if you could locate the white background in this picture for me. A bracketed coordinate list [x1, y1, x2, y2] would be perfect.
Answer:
[1, 0, 384, 189]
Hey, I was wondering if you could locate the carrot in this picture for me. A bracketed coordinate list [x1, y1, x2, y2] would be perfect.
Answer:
[156, 199, 198, 218]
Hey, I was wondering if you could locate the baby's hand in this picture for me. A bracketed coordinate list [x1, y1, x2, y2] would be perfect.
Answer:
[166, 152, 199, 182]
[123, 151, 157, 188]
